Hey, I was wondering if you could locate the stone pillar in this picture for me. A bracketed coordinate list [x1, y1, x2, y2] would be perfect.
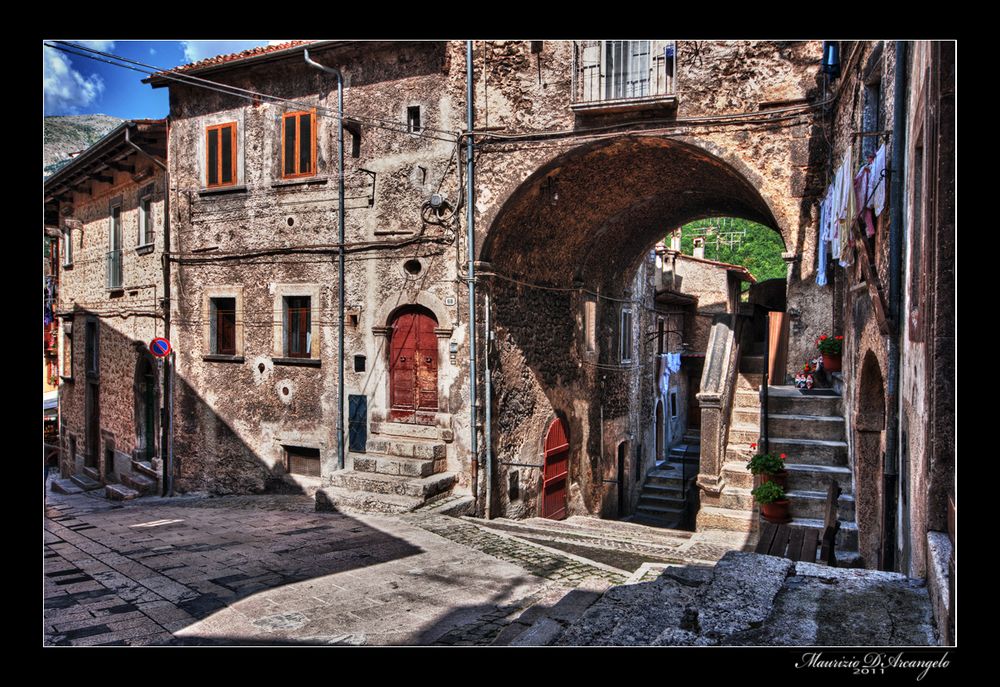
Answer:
[695, 394, 725, 500]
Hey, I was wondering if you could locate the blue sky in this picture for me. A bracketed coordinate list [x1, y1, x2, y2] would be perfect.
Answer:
[43, 40, 285, 119]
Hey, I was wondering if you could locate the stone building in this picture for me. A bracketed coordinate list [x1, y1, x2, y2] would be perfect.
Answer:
[817, 41, 954, 640]
[44, 120, 169, 499]
[134, 40, 846, 526]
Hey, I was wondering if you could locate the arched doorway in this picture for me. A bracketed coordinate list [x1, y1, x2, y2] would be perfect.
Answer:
[542, 417, 569, 520]
[856, 351, 886, 569]
[134, 355, 158, 463]
[388, 305, 439, 424]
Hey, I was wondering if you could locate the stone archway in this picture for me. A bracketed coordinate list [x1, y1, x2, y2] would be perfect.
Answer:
[481, 135, 789, 520]
[855, 350, 886, 568]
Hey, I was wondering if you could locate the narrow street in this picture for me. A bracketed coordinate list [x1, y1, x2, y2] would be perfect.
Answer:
[42, 482, 731, 646]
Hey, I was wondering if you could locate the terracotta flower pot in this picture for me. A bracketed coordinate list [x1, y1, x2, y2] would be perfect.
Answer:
[822, 353, 842, 372]
[761, 470, 788, 490]
[761, 499, 791, 524]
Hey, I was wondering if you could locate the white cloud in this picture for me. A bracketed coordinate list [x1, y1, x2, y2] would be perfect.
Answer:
[75, 40, 116, 52]
[43, 46, 105, 115]
[180, 40, 272, 64]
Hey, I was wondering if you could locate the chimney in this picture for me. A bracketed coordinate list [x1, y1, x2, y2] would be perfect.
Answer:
[670, 232, 681, 252]
[693, 237, 705, 260]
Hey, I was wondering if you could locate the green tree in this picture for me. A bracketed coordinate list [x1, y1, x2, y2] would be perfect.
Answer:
[674, 217, 786, 282]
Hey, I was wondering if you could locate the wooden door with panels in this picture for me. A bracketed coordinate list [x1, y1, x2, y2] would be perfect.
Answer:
[388, 306, 438, 424]
[542, 418, 570, 520]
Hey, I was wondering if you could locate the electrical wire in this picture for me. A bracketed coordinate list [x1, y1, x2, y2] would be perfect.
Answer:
[45, 42, 460, 144]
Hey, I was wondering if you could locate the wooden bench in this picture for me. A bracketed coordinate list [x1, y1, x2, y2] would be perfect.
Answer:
[755, 480, 841, 566]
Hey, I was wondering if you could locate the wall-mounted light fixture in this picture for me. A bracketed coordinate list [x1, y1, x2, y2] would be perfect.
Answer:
[822, 41, 841, 79]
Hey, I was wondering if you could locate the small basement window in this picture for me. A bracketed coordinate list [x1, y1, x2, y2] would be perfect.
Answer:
[285, 446, 321, 477]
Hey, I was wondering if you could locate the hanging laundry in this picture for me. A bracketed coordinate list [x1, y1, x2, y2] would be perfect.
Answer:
[869, 143, 888, 217]
[837, 158, 854, 267]
[817, 193, 829, 286]
[658, 353, 671, 398]
[667, 352, 682, 374]
[854, 161, 876, 238]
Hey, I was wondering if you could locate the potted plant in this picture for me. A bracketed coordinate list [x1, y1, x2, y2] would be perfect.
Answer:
[752, 480, 791, 523]
[745, 443, 789, 489]
[816, 334, 844, 372]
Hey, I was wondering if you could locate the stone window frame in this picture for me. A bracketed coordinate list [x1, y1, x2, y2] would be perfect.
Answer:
[583, 296, 597, 354]
[108, 196, 124, 290]
[60, 318, 74, 381]
[619, 306, 633, 363]
[61, 222, 73, 267]
[137, 183, 156, 249]
[272, 284, 322, 365]
[202, 286, 245, 361]
[280, 109, 318, 180]
[199, 111, 245, 192]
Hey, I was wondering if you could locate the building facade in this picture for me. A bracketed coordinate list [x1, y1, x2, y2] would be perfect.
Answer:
[44, 120, 169, 498]
[819, 41, 954, 640]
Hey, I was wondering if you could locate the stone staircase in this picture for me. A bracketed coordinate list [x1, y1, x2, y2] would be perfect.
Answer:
[632, 431, 700, 529]
[316, 420, 457, 514]
[725, 382, 860, 566]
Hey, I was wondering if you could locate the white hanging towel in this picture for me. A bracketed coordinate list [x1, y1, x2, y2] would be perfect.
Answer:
[667, 352, 682, 374]
[869, 144, 888, 216]
[658, 353, 671, 397]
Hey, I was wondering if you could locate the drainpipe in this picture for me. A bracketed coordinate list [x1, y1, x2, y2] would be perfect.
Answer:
[125, 121, 173, 496]
[304, 48, 347, 473]
[882, 41, 908, 572]
[484, 290, 493, 519]
[466, 41, 480, 512]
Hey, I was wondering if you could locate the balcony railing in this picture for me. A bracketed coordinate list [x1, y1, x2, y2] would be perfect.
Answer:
[107, 249, 123, 289]
[572, 40, 677, 111]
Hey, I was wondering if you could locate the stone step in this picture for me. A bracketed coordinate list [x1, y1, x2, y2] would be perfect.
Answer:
[365, 437, 446, 461]
[733, 408, 761, 425]
[643, 469, 686, 487]
[70, 473, 102, 491]
[740, 355, 765, 374]
[722, 461, 755, 489]
[352, 453, 440, 478]
[728, 423, 762, 446]
[765, 386, 842, 416]
[315, 486, 427, 515]
[328, 469, 456, 500]
[640, 483, 685, 499]
[786, 516, 859, 553]
[719, 486, 755, 511]
[50, 478, 83, 495]
[697, 505, 757, 534]
[638, 493, 686, 509]
[132, 460, 158, 480]
[785, 463, 854, 495]
[737, 373, 763, 391]
[524, 515, 692, 548]
[766, 437, 848, 466]
[734, 389, 761, 407]
[727, 438, 848, 467]
[635, 503, 686, 517]
[121, 472, 157, 495]
[82, 466, 100, 481]
[106, 483, 140, 501]
[785, 489, 856, 521]
[370, 420, 452, 443]
[768, 414, 845, 442]
[682, 430, 701, 443]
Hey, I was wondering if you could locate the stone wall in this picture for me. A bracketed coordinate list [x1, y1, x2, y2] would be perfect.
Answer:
[56, 160, 167, 484]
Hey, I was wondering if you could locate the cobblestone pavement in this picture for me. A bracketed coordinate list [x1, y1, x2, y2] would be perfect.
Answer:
[43, 486, 626, 646]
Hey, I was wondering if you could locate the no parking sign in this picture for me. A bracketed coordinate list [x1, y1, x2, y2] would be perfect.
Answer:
[150, 337, 172, 357]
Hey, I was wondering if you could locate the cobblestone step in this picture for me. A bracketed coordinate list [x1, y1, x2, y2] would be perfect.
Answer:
[105, 483, 140, 501]
[765, 386, 842, 416]
[121, 472, 157, 495]
[131, 460, 158, 480]
[70, 473, 102, 491]
[365, 438, 446, 461]
[352, 453, 441, 478]
[328, 469, 456, 500]
[315, 486, 427, 514]
[51, 478, 84, 495]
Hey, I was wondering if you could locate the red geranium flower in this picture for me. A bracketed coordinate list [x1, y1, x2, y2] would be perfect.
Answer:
[820, 335, 828, 340]
[750, 442, 757, 451]
[780, 453, 787, 460]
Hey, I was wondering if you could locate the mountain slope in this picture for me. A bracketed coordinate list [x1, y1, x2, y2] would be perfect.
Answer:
[43, 114, 124, 178]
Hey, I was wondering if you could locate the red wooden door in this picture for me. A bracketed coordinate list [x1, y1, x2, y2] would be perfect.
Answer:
[389, 308, 438, 423]
[542, 418, 569, 520]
